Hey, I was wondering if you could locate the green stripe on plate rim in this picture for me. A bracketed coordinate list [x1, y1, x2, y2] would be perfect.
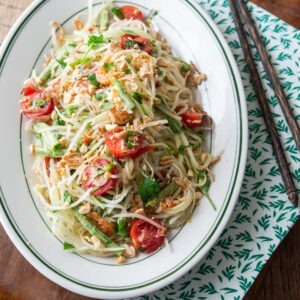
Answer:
[0, 0, 244, 292]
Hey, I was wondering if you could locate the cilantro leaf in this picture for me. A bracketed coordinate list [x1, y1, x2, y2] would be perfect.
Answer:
[57, 58, 67, 69]
[125, 39, 137, 49]
[95, 92, 107, 101]
[88, 73, 100, 87]
[55, 113, 65, 126]
[116, 218, 128, 238]
[132, 92, 142, 104]
[88, 34, 104, 46]
[138, 177, 160, 202]
[103, 62, 114, 71]
[63, 242, 75, 250]
[112, 7, 125, 19]
[31, 99, 47, 107]
[178, 144, 190, 155]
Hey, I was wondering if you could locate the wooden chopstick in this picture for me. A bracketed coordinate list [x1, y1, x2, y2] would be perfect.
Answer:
[228, 0, 298, 207]
[236, 0, 300, 153]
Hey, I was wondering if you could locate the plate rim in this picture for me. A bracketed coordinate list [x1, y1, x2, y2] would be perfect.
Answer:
[0, 0, 248, 298]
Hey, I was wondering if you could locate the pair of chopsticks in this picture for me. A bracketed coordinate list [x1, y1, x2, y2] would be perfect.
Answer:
[228, 0, 299, 207]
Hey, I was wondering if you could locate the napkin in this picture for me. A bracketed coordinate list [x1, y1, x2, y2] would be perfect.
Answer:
[134, 1, 300, 299]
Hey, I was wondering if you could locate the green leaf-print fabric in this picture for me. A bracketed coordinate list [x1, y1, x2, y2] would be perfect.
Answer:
[135, 1, 300, 299]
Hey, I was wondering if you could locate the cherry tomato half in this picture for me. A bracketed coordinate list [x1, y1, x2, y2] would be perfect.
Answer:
[81, 159, 117, 196]
[181, 105, 209, 128]
[121, 34, 152, 54]
[119, 5, 144, 21]
[105, 127, 142, 159]
[131, 145, 154, 160]
[21, 90, 54, 121]
[130, 218, 166, 253]
[22, 85, 37, 96]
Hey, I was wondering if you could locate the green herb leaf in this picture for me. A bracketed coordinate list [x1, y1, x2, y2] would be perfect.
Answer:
[63, 242, 75, 250]
[88, 34, 104, 46]
[193, 143, 201, 149]
[138, 177, 160, 202]
[64, 105, 78, 117]
[88, 73, 100, 87]
[132, 92, 142, 104]
[31, 99, 47, 107]
[111, 7, 125, 19]
[103, 62, 114, 71]
[125, 131, 139, 148]
[156, 67, 163, 76]
[125, 39, 137, 49]
[197, 130, 205, 140]
[167, 116, 182, 133]
[95, 92, 107, 101]
[57, 58, 67, 69]
[151, 40, 156, 47]
[55, 113, 65, 126]
[116, 218, 128, 238]
[178, 144, 190, 155]
[125, 56, 132, 64]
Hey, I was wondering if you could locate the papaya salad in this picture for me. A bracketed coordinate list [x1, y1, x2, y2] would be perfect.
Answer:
[20, 0, 219, 262]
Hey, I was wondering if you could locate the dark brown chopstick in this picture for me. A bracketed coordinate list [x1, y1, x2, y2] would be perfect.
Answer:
[228, 0, 298, 207]
[236, 0, 300, 153]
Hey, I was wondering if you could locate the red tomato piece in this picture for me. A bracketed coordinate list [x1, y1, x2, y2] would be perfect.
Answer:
[119, 5, 144, 21]
[21, 91, 54, 121]
[44, 157, 51, 175]
[81, 159, 117, 196]
[130, 218, 166, 253]
[105, 127, 142, 159]
[22, 85, 37, 96]
[181, 106, 209, 128]
[131, 145, 154, 160]
[121, 34, 152, 54]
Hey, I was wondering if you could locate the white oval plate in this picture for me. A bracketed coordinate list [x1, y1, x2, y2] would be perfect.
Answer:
[0, 0, 248, 298]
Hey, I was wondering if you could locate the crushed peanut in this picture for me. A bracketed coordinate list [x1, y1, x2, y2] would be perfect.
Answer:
[91, 236, 101, 248]
[160, 156, 173, 165]
[29, 144, 35, 155]
[116, 256, 126, 264]
[122, 244, 136, 258]
[187, 169, 194, 177]
[79, 143, 88, 154]
[78, 202, 91, 214]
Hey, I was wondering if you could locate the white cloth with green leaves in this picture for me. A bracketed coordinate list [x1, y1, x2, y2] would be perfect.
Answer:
[134, 0, 300, 299]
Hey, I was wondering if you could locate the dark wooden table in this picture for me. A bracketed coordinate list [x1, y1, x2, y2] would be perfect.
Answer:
[0, 0, 299, 299]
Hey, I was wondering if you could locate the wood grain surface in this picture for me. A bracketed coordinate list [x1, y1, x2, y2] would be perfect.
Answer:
[0, 1, 299, 299]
